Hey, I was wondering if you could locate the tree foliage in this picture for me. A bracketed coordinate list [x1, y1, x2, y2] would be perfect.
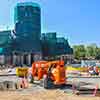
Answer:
[73, 45, 86, 60]
[73, 44, 100, 60]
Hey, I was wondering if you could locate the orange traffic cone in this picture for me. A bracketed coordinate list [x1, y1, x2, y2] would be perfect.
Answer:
[23, 76, 28, 88]
[72, 84, 76, 94]
[20, 78, 25, 88]
[93, 84, 98, 96]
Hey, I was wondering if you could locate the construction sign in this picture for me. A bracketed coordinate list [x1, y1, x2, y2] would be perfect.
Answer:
[16, 67, 28, 77]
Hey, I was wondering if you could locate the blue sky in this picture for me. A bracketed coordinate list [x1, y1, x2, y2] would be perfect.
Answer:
[0, 0, 100, 46]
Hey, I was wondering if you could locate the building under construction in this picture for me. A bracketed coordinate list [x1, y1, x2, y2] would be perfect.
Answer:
[41, 32, 73, 63]
[0, 2, 73, 66]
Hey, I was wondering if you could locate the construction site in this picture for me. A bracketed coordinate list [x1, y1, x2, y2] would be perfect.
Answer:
[0, 61, 100, 100]
[0, 1, 100, 100]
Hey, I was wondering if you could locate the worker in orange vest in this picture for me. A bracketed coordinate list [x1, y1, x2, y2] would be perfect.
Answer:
[94, 66, 99, 75]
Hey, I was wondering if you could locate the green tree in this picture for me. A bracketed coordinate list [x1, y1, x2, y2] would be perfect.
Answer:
[96, 48, 100, 59]
[73, 45, 86, 60]
[86, 44, 97, 59]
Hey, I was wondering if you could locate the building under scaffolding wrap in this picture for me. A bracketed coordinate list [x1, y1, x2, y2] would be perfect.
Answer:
[0, 2, 73, 66]
[13, 2, 42, 65]
[0, 30, 13, 65]
[41, 32, 73, 62]
[0, 2, 42, 66]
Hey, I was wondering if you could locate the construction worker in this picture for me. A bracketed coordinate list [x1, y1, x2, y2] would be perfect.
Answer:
[88, 66, 94, 76]
[94, 66, 99, 76]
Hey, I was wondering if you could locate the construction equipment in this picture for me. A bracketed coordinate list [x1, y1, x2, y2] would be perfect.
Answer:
[28, 60, 66, 89]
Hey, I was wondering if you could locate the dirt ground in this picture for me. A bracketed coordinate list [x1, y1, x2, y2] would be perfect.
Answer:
[0, 70, 100, 100]
[0, 90, 100, 100]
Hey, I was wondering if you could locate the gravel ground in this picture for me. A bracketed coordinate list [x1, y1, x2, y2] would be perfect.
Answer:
[0, 69, 100, 100]
[0, 90, 100, 100]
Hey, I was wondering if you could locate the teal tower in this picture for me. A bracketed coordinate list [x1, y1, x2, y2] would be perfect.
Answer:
[14, 2, 41, 53]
